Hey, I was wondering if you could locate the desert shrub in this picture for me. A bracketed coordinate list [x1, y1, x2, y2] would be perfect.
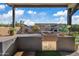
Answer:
[32, 25, 40, 32]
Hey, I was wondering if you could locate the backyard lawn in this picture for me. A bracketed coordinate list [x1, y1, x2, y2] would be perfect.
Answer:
[35, 51, 61, 56]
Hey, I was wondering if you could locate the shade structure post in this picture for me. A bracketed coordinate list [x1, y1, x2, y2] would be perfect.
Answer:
[12, 6, 15, 28]
[9, 6, 16, 35]
[71, 3, 79, 15]
[67, 8, 72, 34]
[67, 8, 72, 25]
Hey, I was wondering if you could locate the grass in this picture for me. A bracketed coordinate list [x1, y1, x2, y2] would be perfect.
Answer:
[35, 51, 61, 56]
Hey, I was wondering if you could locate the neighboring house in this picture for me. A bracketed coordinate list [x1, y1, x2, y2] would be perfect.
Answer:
[17, 23, 64, 34]
[35, 23, 60, 32]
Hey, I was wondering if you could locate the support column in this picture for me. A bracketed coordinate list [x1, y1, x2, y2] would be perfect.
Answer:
[12, 6, 15, 28]
[67, 8, 72, 34]
[67, 8, 72, 25]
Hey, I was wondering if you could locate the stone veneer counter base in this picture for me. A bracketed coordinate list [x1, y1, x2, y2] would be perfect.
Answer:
[0, 34, 76, 56]
[0, 34, 42, 56]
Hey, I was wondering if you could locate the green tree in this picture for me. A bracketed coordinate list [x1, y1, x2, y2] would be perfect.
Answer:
[59, 25, 68, 32]
[71, 25, 79, 33]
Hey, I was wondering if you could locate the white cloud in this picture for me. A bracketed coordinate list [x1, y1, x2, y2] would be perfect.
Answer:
[58, 17, 67, 24]
[53, 9, 79, 24]
[53, 15, 79, 24]
[55, 15, 79, 24]
[72, 15, 79, 24]
[53, 10, 67, 17]
[52, 10, 67, 24]
[38, 12, 47, 16]
[0, 9, 25, 24]
[0, 9, 24, 19]
[15, 10, 25, 16]
[27, 10, 37, 15]
[72, 15, 79, 20]
[27, 10, 47, 16]
[8, 9, 24, 16]
[24, 19, 35, 26]
[53, 17, 66, 24]
[2, 10, 12, 18]
[0, 4, 7, 10]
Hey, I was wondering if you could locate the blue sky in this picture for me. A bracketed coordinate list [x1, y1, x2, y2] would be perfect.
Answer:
[0, 3, 79, 25]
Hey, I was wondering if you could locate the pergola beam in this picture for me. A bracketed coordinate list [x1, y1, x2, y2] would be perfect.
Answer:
[67, 3, 79, 25]
[7, 3, 68, 8]
[71, 3, 79, 15]
[7, 3, 68, 28]
[7, 3, 79, 28]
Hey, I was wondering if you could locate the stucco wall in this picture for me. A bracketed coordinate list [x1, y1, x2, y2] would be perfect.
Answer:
[16, 37, 42, 51]
[2, 39, 17, 56]
[0, 37, 17, 56]
[57, 36, 75, 51]
[0, 34, 42, 56]
[0, 42, 2, 55]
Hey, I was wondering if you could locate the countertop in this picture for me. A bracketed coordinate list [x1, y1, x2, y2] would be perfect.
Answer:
[0, 34, 42, 42]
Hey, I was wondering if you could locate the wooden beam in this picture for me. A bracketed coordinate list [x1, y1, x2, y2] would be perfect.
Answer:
[71, 3, 79, 15]
[14, 4, 67, 8]
[7, 3, 68, 8]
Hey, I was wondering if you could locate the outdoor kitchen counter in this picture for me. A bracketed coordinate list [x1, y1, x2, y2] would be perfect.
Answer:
[56, 33, 75, 38]
[0, 36, 17, 56]
[17, 34, 42, 38]
[0, 36, 17, 42]
[0, 34, 42, 55]
[0, 34, 42, 42]
[57, 35, 75, 38]
[57, 34, 75, 51]
[16, 34, 42, 51]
